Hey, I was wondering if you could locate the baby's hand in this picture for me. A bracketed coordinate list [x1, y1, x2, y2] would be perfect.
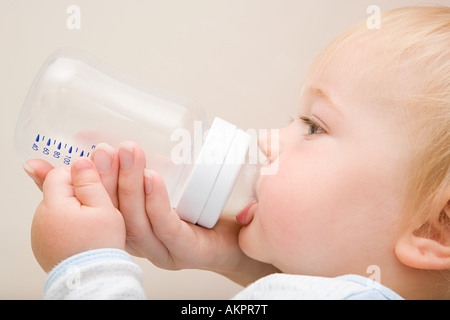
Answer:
[93, 142, 277, 285]
[24, 142, 278, 283]
[30, 158, 126, 272]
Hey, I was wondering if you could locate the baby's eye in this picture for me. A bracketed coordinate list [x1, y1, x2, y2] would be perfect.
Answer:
[299, 116, 325, 136]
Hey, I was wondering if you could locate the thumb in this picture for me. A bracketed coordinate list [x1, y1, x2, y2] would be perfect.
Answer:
[71, 158, 112, 207]
[144, 169, 188, 242]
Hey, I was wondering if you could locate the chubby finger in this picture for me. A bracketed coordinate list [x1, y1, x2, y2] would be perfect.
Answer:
[143, 169, 187, 246]
[71, 158, 112, 207]
[91, 142, 119, 207]
[23, 159, 54, 191]
[41, 166, 73, 203]
[117, 141, 151, 239]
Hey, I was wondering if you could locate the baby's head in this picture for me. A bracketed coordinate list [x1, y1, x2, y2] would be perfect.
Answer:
[239, 6, 450, 299]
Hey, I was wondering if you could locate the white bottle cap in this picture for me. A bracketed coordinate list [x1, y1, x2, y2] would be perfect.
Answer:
[176, 117, 250, 228]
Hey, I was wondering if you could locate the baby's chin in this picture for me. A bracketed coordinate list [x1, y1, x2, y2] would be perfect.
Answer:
[237, 229, 259, 263]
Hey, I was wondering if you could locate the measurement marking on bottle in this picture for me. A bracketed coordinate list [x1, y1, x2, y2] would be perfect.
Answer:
[32, 133, 94, 166]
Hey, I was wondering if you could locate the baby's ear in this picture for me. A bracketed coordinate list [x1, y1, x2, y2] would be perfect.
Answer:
[395, 193, 450, 270]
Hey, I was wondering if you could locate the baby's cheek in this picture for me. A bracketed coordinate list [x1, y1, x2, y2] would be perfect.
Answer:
[257, 175, 300, 242]
[256, 171, 330, 265]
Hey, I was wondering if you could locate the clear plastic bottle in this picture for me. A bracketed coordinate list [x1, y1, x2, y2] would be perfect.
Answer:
[14, 48, 263, 228]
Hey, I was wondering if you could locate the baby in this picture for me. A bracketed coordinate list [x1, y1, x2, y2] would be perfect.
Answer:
[24, 6, 450, 299]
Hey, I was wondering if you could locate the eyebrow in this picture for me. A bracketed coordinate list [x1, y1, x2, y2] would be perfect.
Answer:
[309, 87, 344, 117]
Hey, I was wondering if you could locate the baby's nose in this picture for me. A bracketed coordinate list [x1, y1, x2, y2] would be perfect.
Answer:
[258, 129, 280, 163]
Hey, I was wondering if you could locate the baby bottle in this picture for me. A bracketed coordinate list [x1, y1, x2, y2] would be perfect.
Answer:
[15, 48, 265, 228]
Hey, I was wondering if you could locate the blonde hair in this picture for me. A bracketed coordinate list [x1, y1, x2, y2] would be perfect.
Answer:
[309, 6, 450, 237]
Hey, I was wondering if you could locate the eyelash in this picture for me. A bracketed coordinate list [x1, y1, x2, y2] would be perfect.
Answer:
[300, 116, 326, 135]
[289, 115, 326, 136]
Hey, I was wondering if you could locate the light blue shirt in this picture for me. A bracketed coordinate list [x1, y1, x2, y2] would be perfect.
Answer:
[233, 273, 403, 300]
[44, 249, 403, 300]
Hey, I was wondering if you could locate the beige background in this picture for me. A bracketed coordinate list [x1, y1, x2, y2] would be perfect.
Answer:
[0, 0, 446, 299]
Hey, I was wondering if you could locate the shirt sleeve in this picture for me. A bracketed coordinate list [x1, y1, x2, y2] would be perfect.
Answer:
[44, 248, 146, 300]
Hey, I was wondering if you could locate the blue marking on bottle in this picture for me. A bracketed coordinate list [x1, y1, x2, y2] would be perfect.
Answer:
[31, 133, 94, 164]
